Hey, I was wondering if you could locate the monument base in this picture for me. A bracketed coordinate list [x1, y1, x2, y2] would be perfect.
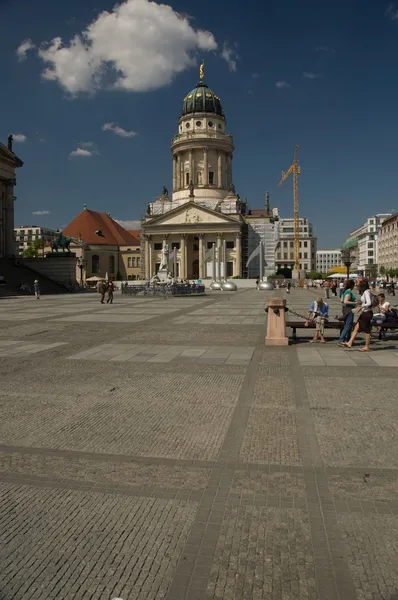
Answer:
[292, 269, 306, 280]
[156, 269, 170, 283]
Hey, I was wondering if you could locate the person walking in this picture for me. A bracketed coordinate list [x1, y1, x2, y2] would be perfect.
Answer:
[33, 279, 40, 299]
[343, 281, 374, 352]
[338, 280, 357, 346]
[305, 296, 329, 343]
[286, 281, 291, 294]
[331, 281, 337, 296]
[98, 280, 106, 303]
[323, 279, 331, 299]
[106, 280, 114, 304]
[339, 280, 345, 298]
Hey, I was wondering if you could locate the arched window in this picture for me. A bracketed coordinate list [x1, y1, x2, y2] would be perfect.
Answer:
[92, 255, 100, 274]
[109, 255, 115, 273]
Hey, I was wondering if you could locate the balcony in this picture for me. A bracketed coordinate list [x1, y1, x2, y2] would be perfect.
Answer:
[171, 131, 234, 145]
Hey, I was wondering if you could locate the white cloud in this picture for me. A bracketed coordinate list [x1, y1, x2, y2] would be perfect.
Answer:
[32, 210, 51, 215]
[69, 147, 95, 157]
[12, 133, 27, 143]
[221, 42, 238, 72]
[303, 72, 322, 79]
[386, 3, 398, 19]
[102, 122, 138, 138]
[16, 38, 35, 61]
[275, 81, 291, 89]
[116, 219, 141, 230]
[30, 0, 217, 95]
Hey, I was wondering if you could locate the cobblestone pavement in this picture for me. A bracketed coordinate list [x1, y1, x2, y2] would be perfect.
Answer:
[1, 289, 398, 600]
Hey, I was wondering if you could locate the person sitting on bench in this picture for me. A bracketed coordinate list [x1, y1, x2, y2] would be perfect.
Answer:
[305, 297, 329, 344]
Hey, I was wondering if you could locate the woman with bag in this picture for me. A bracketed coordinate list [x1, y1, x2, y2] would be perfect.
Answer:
[338, 280, 357, 346]
[343, 281, 374, 352]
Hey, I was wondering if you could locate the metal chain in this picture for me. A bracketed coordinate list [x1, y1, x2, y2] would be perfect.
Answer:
[286, 307, 309, 320]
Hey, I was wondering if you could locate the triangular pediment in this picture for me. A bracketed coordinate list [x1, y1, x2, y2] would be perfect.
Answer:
[146, 201, 241, 227]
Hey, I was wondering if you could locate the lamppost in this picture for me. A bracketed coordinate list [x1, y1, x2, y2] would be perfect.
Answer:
[76, 257, 86, 286]
[341, 248, 355, 280]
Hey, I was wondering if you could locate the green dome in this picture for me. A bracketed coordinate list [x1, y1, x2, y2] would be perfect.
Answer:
[182, 81, 224, 117]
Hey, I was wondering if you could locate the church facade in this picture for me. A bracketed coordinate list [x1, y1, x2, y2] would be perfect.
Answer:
[0, 137, 23, 257]
[141, 66, 245, 280]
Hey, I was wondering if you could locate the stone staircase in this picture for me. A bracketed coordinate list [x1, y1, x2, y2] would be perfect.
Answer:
[0, 258, 69, 296]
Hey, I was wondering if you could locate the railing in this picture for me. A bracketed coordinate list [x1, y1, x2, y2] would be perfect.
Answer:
[171, 131, 234, 145]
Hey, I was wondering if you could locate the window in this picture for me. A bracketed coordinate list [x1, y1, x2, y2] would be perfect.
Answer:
[283, 241, 288, 248]
[226, 241, 234, 249]
[185, 172, 190, 185]
[128, 257, 132, 268]
[92, 255, 100, 274]
[368, 242, 373, 248]
[186, 122, 190, 128]
[299, 253, 302, 259]
[109, 255, 115, 273]
[128, 274, 133, 280]
[137, 257, 140, 266]
[28, 229, 32, 235]
[208, 121, 214, 127]
[304, 253, 308, 259]
[196, 121, 202, 127]
[172, 242, 180, 249]
[283, 253, 288, 260]
[207, 242, 213, 249]
[304, 264, 308, 270]
[209, 171, 214, 185]
[154, 243, 162, 250]
[304, 241, 308, 248]
[193, 244, 199, 251]
[227, 262, 233, 277]
[368, 251, 374, 256]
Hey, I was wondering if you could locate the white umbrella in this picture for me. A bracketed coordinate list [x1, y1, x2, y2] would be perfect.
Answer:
[86, 276, 105, 282]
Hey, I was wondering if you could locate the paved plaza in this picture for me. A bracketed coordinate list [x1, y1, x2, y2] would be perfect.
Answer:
[0, 288, 398, 600]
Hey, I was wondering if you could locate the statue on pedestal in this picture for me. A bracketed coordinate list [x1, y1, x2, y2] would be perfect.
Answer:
[159, 241, 169, 271]
[189, 180, 195, 197]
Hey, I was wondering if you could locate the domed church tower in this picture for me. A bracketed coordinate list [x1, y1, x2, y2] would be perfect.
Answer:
[171, 62, 235, 205]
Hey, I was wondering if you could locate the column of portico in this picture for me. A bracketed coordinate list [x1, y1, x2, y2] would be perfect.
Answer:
[216, 233, 222, 280]
[144, 235, 150, 279]
[235, 231, 242, 277]
[173, 156, 177, 191]
[176, 154, 181, 190]
[203, 148, 208, 186]
[180, 234, 187, 279]
[217, 152, 223, 188]
[198, 233, 205, 279]
[189, 151, 193, 187]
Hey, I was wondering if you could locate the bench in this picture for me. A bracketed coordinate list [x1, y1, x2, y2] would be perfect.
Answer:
[287, 320, 343, 342]
[375, 322, 398, 340]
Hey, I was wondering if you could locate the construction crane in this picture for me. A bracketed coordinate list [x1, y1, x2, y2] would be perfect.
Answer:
[278, 145, 301, 273]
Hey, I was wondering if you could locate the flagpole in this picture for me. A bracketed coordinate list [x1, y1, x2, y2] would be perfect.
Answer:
[212, 243, 216, 280]
[259, 241, 263, 282]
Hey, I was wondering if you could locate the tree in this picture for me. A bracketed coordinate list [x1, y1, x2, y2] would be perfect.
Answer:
[379, 266, 386, 276]
[116, 270, 123, 281]
[23, 245, 38, 258]
[307, 271, 325, 280]
[366, 263, 378, 279]
[275, 267, 292, 278]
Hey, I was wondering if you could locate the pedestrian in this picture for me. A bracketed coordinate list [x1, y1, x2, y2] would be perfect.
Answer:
[98, 280, 106, 303]
[323, 279, 331, 299]
[343, 281, 374, 352]
[107, 280, 114, 304]
[33, 279, 40, 299]
[331, 281, 337, 296]
[255, 277, 260, 290]
[338, 280, 357, 346]
[339, 280, 345, 298]
[305, 296, 329, 343]
[286, 281, 291, 294]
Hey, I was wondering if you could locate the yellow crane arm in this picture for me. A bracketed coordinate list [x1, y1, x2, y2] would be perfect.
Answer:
[278, 165, 294, 187]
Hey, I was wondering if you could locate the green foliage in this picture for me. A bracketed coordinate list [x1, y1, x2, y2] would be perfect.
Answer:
[116, 270, 123, 281]
[365, 264, 378, 279]
[379, 266, 386, 276]
[22, 246, 38, 258]
[275, 267, 292, 279]
[307, 271, 325, 280]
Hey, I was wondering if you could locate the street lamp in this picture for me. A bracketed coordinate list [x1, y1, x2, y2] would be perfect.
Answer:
[76, 257, 86, 286]
[341, 248, 355, 280]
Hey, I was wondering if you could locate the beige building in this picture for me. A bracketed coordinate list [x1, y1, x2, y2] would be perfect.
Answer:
[378, 213, 398, 271]
[62, 208, 141, 283]
[275, 217, 317, 273]
[0, 136, 23, 257]
[142, 66, 245, 279]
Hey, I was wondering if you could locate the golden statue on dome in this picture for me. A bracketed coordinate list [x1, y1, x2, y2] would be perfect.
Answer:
[199, 60, 205, 80]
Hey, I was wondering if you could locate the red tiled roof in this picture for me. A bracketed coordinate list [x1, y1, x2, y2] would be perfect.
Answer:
[63, 209, 139, 246]
[128, 229, 141, 244]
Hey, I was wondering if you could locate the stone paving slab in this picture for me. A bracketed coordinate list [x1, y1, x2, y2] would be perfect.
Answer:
[53, 313, 158, 323]
[68, 343, 255, 364]
[0, 341, 66, 356]
[297, 344, 398, 367]
[173, 315, 266, 325]
[1, 288, 398, 600]
[0, 482, 196, 600]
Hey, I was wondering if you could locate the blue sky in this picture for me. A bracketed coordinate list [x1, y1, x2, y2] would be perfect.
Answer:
[1, 0, 398, 247]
